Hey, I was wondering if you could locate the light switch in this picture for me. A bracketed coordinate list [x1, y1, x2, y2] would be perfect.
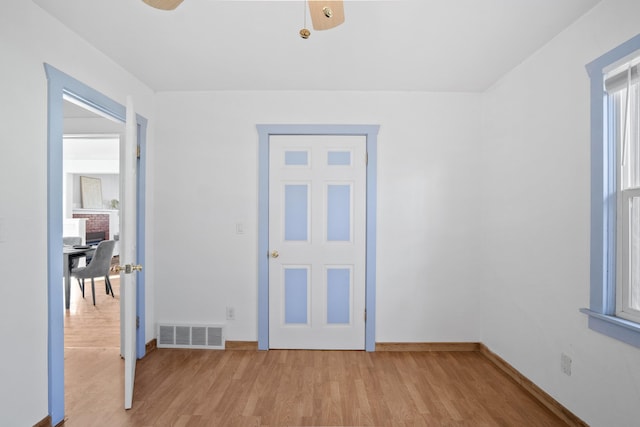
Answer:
[235, 222, 244, 234]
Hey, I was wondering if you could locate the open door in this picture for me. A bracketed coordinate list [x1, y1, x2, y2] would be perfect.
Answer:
[46, 64, 148, 424]
[120, 96, 140, 409]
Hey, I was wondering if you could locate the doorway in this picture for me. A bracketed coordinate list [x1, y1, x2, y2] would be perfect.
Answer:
[62, 102, 124, 418]
[45, 64, 147, 426]
[256, 124, 379, 352]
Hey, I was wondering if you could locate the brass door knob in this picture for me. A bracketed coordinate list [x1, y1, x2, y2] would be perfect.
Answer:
[270, 250, 279, 258]
[114, 264, 143, 274]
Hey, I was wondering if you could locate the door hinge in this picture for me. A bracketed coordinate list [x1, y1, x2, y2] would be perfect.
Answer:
[364, 309, 367, 322]
[136, 145, 141, 159]
[136, 316, 140, 329]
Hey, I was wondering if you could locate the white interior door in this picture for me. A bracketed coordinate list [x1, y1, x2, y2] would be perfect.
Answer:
[121, 96, 138, 409]
[269, 135, 366, 349]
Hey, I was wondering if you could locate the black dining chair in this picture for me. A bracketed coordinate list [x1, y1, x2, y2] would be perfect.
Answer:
[71, 240, 116, 305]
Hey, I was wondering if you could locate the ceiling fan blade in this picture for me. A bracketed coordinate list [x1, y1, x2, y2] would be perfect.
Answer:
[308, 0, 345, 31]
[142, 0, 184, 11]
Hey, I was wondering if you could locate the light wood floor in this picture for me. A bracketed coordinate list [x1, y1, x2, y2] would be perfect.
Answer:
[65, 275, 120, 349]
[64, 280, 568, 427]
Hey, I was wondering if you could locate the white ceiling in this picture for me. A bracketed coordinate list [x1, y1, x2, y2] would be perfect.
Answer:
[33, 0, 601, 92]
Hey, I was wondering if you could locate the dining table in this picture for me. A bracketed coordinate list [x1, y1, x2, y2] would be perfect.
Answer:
[63, 245, 96, 309]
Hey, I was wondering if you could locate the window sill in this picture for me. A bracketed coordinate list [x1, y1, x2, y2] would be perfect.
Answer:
[580, 308, 640, 348]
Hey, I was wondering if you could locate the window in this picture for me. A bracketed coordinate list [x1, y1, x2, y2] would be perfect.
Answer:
[608, 61, 640, 323]
[582, 34, 640, 348]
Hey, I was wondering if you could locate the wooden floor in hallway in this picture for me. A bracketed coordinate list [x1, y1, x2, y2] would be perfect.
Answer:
[63, 278, 569, 427]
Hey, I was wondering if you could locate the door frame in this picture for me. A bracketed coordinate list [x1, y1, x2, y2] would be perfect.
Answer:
[44, 64, 147, 425]
[257, 124, 379, 351]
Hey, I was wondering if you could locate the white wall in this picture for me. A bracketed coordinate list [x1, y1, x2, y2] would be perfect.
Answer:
[152, 91, 483, 343]
[480, 0, 640, 426]
[0, 1, 155, 425]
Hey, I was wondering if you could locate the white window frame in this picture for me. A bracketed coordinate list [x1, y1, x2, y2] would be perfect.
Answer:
[612, 67, 640, 322]
[582, 34, 640, 348]
[619, 188, 640, 322]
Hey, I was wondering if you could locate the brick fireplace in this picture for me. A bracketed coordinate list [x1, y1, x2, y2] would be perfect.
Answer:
[72, 213, 109, 244]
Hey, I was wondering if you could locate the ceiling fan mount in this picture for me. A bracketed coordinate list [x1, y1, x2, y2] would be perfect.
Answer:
[142, 0, 345, 37]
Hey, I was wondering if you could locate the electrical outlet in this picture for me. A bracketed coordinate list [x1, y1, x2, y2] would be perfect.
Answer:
[226, 306, 235, 320]
[561, 353, 572, 376]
